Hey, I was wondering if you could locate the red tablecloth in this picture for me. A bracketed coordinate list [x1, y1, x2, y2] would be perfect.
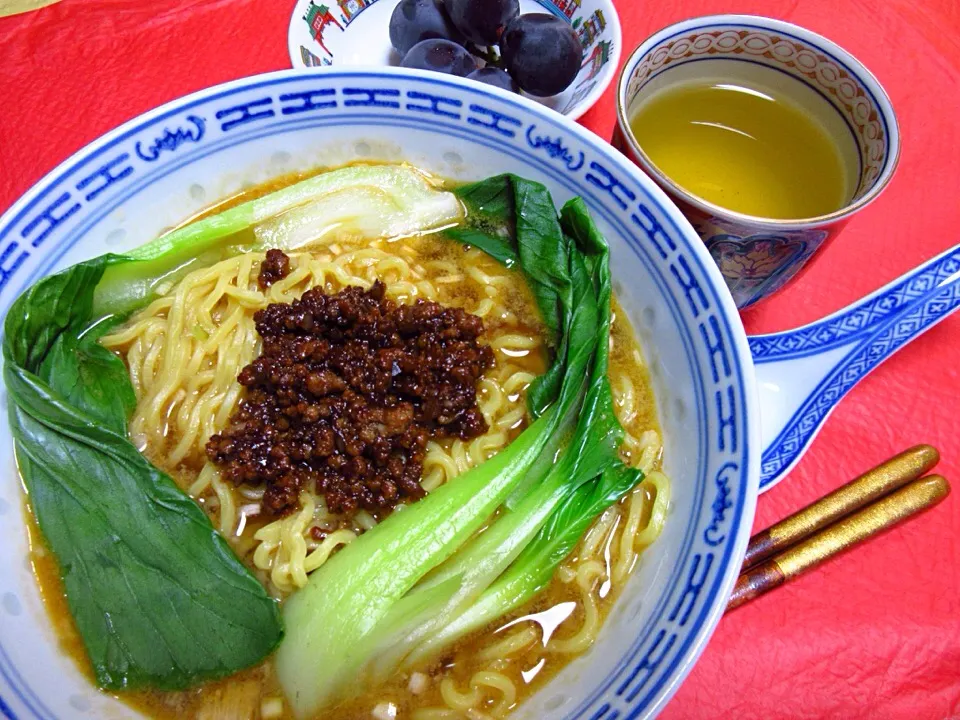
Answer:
[2, 1, 959, 718]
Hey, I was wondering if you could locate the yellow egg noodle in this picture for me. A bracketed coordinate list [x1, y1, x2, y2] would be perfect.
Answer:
[102, 232, 669, 719]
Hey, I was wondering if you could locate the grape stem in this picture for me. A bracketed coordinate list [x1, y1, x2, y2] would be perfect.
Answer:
[467, 43, 503, 69]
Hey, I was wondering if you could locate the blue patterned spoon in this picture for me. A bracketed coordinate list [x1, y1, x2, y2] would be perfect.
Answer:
[752, 244, 960, 491]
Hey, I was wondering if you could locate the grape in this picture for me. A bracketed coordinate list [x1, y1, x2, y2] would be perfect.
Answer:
[401, 39, 478, 77]
[501, 14, 583, 97]
[467, 67, 519, 93]
[389, 0, 464, 56]
[445, 0, 519, 45]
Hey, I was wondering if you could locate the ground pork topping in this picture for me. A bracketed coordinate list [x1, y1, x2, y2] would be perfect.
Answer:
[257, 248, 291, 289]
[206, 254, 494, 516]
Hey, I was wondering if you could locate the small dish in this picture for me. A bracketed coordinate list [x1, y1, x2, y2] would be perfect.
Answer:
[286, 0, 621, 119]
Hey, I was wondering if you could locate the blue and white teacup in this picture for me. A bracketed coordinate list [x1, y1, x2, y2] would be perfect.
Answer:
[614, 15, 900, 309]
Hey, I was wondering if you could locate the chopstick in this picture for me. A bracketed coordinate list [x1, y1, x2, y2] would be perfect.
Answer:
[727, 446, 950, 612]
[742, 444, 939, 570]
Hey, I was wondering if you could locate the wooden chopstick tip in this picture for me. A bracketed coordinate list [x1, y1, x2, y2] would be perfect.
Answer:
[726, 562, 785, 612]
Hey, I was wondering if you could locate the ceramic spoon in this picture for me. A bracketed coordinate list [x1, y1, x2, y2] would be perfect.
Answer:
[752, 244, 960, 491]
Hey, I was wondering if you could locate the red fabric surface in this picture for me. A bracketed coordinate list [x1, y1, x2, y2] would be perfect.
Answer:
[1, 1, 959, 718]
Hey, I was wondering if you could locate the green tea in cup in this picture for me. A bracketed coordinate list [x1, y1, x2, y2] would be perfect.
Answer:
[628, 80, 851, 220]
[614, 15, 900, 308]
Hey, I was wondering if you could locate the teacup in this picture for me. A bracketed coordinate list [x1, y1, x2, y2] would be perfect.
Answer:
[614, 14, 900, 309]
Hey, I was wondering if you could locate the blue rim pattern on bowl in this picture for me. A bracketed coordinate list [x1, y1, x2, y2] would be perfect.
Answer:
[0, 69, 758, 720]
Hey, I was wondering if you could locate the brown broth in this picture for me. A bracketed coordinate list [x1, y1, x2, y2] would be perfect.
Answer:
[25, 507, 93, 681]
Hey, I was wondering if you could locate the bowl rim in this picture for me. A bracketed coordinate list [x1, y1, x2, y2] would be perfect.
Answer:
[615, 13, 902, 229]
[0, 66, 759, 720]
[284, 0, 623, 122]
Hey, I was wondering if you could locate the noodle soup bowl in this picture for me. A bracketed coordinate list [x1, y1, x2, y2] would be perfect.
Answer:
[0, 68, 759, 719]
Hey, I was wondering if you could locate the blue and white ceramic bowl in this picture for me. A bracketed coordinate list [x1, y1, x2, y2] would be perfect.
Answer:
[287, 0, 621, 119]
[0, 68, 759, 719]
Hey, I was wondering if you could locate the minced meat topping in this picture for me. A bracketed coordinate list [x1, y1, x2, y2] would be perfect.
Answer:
[257, 248, 291, 289]
[206, 254, 495, 516]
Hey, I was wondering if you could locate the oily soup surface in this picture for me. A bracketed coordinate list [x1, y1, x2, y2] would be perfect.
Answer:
[27, 168, 666, 720]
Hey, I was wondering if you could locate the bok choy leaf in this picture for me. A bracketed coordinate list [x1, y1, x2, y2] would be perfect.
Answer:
[419, 464, 645, 655]
[402, 200, 648, 659]
[94, 164, 462, 316]
[451, 176, 570, 369]
[4, 257, 283, 690]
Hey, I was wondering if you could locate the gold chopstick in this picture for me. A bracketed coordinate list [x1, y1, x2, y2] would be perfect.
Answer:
[741, 444, 940, 570]
[727, 474, 950, 611]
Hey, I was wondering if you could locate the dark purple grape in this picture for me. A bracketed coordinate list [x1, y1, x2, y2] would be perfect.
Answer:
[501, 13, 583, 97]
[467, 67, 519, 93]
[444, 0, 519, 45]
[401, 39, 478, 77]
[389, 0, 464, 56]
